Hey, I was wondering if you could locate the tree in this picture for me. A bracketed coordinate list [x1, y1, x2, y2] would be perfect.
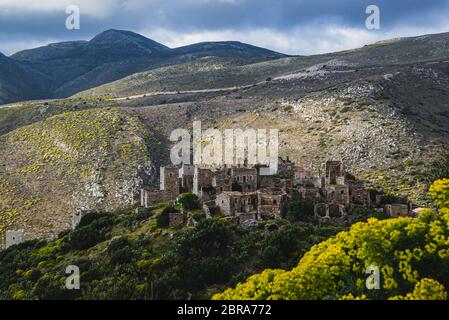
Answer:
[286, 192, 314, 222]
[177, 193, 201, 210]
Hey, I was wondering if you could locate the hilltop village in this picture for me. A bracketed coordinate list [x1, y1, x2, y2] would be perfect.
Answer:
[139, 158, 416, 228]
[3, 157, 417, 249]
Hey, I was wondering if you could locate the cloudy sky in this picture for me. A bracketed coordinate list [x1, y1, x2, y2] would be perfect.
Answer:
[1, 0, 449, 56]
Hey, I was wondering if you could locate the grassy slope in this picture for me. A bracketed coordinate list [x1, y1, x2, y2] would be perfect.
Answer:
[0, 97, 117, 136]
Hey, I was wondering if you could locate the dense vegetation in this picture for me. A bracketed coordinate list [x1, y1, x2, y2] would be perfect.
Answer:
[0, 200, 347, 300]
[213, 179, 449, 300]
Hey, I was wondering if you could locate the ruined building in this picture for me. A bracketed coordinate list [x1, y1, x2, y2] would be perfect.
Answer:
[138, 158, 413, 227]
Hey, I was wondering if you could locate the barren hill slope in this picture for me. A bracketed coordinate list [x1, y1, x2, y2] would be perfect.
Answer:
[0, 108, 155, 240]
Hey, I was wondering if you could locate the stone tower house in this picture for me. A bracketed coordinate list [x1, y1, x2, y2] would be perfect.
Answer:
[160, 166, 180, 199]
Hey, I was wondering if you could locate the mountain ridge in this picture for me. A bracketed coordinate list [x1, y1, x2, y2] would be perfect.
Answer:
[0, 29, 286, 103]
[76, 29, 449, 99]
[4, 29, 449, 104]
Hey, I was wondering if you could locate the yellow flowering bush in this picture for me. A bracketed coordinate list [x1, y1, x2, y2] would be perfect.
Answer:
[213, 180, 449, 300]
[390, 278, 447, 300]
[429, 179, 449, 209]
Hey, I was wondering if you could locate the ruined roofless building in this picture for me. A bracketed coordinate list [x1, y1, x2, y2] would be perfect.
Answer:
[216, 192, 258, 217]
[140, 165, 182, 208]
[385, 204, 411, 218]
[179, 164, 195, 193]
[212, 170, 233, 193]
[230, 167, 258, 192]
[193, 167, 215, 200]
[257, 191, 287, 220]
[325, 160, 345, 185]
[294, 165, 314, 186]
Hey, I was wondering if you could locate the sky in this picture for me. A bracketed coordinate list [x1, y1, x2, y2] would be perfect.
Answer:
[1, 0, 449, 56]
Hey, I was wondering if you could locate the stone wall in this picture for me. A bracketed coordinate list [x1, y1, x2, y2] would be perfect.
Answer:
[5, 230, 25, 249]
[385, 204, 410, 218]
[141, 188, 177, 207]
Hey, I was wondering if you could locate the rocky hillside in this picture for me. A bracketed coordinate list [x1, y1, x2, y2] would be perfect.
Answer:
[119, 55, 449, 206]
[0, 97, 118, 136]
[76, 31, 449, 99]
[0, 108, 155, 241]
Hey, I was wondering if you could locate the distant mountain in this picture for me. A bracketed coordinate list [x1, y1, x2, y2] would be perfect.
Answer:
[170, 41, 285, 59]
[10, 30, 173, 97]
[88, 29, 170, 56]
[4, 29, 449, 105]
[11, 41, 88, 62]
[0, 53, 51, 105]
[1, 29, 285, 103]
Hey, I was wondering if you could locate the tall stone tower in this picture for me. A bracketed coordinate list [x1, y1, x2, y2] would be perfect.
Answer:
[160, 166, 180, 198]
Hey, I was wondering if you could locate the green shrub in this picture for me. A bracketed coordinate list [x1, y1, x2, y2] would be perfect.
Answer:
[178, 193, 201, 210]
[286, 192, 314, 222]
[66, 215, 114, 250]
[192, 211, 206, 222]
[134, 207, 152, 221]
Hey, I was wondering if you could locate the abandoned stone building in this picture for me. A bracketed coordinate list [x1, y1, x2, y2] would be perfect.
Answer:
[216, 191, 258, 223]
[324, 160, 346, 185]
[179, 164, 195, 193]
[139, 158, 414, 227]
[257, 191, 288, 220]
[385, 204, 412, 218]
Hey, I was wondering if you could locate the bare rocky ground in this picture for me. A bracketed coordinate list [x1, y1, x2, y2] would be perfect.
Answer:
[121, 59, 449, 205]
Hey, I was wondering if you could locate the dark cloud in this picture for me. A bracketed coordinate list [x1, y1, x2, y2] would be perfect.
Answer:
[1, 0, 448, 55]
